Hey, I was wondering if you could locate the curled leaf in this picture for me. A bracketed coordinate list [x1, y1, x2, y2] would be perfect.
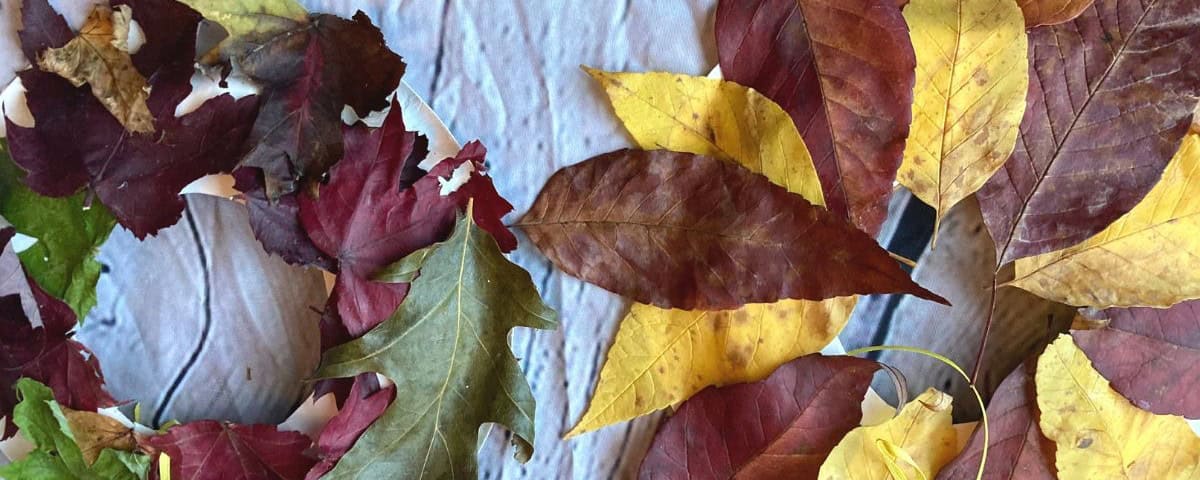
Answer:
[818, 388, 959, 480]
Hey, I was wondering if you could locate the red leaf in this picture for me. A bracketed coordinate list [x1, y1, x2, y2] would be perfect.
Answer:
[937, 363, 1056, 480]
[715, 0, 915, 235]
[7, 0, 258, 238]
[148, 421, 317, 480]
[639, 354, 879, 479]
[305, 374, 395, 480]
[1073, 302, 1200, 418]
[232, 168, 337, 270]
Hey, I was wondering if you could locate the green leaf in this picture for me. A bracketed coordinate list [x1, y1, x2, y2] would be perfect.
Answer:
[315, 212, 558, 479]
[0, 379, 149, 480]
[0, 140, 116, 320]
[178, 0, 309, 62]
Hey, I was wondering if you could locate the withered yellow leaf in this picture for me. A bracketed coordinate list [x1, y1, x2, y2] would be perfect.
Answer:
[1009, 128, 1200, 308]
[568, 297, 855, 436]
[584, 67, 824, 205]
[818, 388, 958, 480]
[1036, 335, 1200, 478]
[61, 408, 137, 466]
[897, 0, 1028, 239]
[37, 5, 154, 134]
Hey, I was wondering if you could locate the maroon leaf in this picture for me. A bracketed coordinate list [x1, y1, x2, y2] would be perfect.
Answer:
[977, 0, 1200, 263]
[233, 168, 336, 270]
[7, 0, 259, 238]
[148, 421, 317, 480]
[1073, 302, 1200, 418]
[238, 12, 405, 198]
[937, 363, 1056, 480]
[639, 354, 879, 479]
[519, 149, 946, 310]
[305, 375, 395, 480]
[15, 0, 73, 64]
[715, 0, 915, 236]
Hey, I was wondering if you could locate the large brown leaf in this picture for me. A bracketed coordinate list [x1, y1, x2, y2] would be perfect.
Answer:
[977, 0, 1200, 264]
[1073, 302, 1200, 418]
[715, 0, 914, 236]
[518, 149, 945, 310]
[639, 354, 878, 479]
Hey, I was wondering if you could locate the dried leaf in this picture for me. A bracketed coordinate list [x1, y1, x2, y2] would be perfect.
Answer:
[37, 5, 154, 134]
[148, 421, 317, 480]
[1008, 129, 1200, 307]
[977, 0, 1200, 263]
[1035, 335, 1200, 478]
[715, 0, 916, 235]
[817, 388, 959, 480]
[314, 212, 557, 478]
[638, 354, 880, 479]
[62, 408, 138, 466]
[897, 0, 1028, 234]
[584, 68, 825, 206]
[1072, 302, 1200, 418]
[1016, 0, 1096, 27]
[519, 149, 945, 310]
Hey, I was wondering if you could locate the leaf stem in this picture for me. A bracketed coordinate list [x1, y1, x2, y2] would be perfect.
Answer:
[969, 275, 999, 384]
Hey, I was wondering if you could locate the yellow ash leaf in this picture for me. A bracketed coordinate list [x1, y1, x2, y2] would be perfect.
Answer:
[567, 297, 855, 437]
[1009, 130, 1200, 307]
[818, 388, 958, 480]
[584, 67, 824, 206]
[38, 5, 154, 134]
[1036, 335, 1200, 478]
[897, 0, 1028, 240]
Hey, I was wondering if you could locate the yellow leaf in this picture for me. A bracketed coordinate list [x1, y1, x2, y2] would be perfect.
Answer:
[38, 5, 154, 134]
[1008, 128, 1200, 307]
[1036, 335, 1200, 478]
[818, 388, 959, 480]
[584, 68, 824, 205]
[897, 0, 1028, 241]
[178, 0, 308, 62]
[568, 297, 855, 436]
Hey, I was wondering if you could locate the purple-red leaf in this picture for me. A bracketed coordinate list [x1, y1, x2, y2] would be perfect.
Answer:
[977, 0, 1200, 263]
[233, 167, 336, 270]
[305, 375, 395, 480]
[1073, 302, 1200, 418]
[7, 0, 258, 238]
[639, 354, 879, 479]
[715, 0, 915, 235]
[148, 421, 317, 480]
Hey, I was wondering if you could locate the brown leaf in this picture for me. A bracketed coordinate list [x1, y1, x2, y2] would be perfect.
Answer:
[36, 5, 153, 134]
[977, 0, 1200, 264]
[715, 0, 915, 235]
[62, 408, 138, 466]
[1016, 0, 1096, 27]
[519, 149, 946, 310]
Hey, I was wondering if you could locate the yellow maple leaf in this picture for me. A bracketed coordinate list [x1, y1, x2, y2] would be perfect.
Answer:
[1009, 126, 1200, 307]
[569, 67, 851, 436]
[818, 388, 959, 480]
[38, 5, 154, 134]
[1036, 335, 1200, 478]
[897, 0, 1028, 242]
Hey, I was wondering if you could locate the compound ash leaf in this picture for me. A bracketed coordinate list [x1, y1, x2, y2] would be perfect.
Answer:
[36, 5, 154, 134]
[0, 379, 149, 480]
[313, 212, 557, 479]
[237, 11, 405, 198]
[305, 375, 395, 480]
[7, 0, 259, 238]
[1016, 0, 1096, 27]
[584, 68, 825, 207]
[976, 0, 1200, 264]
[148, 421, 317, 480]
[1008, 128, 1200, 307]
[0, 140, 116, 320]
[715, 0, 915, 235]
[898, 0, 1029, 236]
[1035, 335, 1200, 478]
[818, 388, 959, 480]
[1071, 302, 1200, 418]
[936, 363, 1056, 480]
[519, 149, 945, 310]
[638, 354, 880, 479]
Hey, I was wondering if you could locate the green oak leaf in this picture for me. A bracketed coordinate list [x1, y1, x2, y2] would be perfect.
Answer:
[0, 379, 150, 480]
[315, 211, 558, 479]
[0, 141, 117, 320]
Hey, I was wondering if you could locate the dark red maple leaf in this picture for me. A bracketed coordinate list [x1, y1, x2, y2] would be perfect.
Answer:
[148, 421, 317, 480]
[233, 167, 337, 270]
[238, 12, 406, 198]
[305, 374, 395, 479]
[6, 0, 258, 238]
